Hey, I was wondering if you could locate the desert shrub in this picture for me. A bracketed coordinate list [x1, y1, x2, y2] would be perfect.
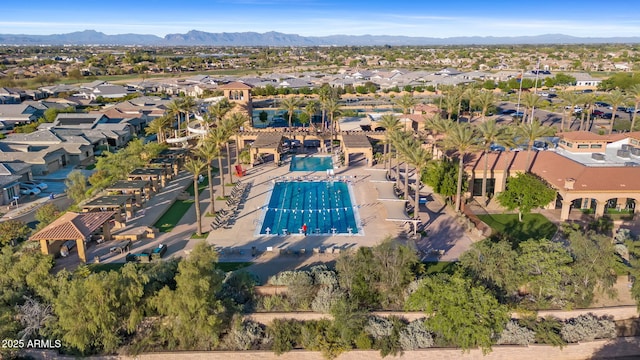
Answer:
[223, 317, 266, 350]
[496, 320, 536, 345]
[521, 316, 566, 347]
[309, 265, 339, 287]
[560, 314, 617, 343]
[365, 315, 393, 339]
[268, 270, 313, 286]
[259, 294, 293, 312]
[354, 331, 373, 349]
[399, 319, 434, 350]
[268, 319, 302, 355]
[311, 286, 345, 313]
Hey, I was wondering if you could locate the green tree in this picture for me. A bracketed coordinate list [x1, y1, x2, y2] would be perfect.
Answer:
[196, 139, 219, 214]
[628, 84, 640, 131]
[393, 93, 416, 130]
[476, 120, 508, 201]
[377, 114, 401, 171]
[153, 242, 225, 350]
[606, 89, 630, 134]
[183, 157, 207, 236]
[35, 203, 61, 231]
[516, 119, 556, 172]
[52, 264, 148, 354]
[279, 96, 303, 129]
[496, 172, 556, 222]
[145, 115, 172, 144]
[64, 170, 87, 204]
[459, 239, 519, 300]
[0, 220, 31, 247]
[304, 100, 320, 130]
[423, 158, 464, 200]
[405, 272, 509, 353]
[558, 91, 580, 132]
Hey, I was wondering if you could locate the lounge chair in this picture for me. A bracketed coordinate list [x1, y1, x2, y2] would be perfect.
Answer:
[234, 164, 247, 177]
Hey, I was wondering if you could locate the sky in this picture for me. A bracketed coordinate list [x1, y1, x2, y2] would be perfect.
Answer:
[2, 0, 640, 38]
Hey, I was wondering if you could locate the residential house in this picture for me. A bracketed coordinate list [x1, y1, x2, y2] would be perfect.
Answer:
[0, 104, 40, 129]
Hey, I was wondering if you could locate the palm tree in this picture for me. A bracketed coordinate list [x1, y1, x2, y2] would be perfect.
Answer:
[180, 96, 197, 128]
[377, 114, 402, 171]
[208, 99, 232, 126]
[318, 84, 338, 131]
[477, 119, 508, 201]
[304, 100, 320, 130]
[389, 130, 412, 199]
[404, 139, 431, 219]
[558, 91, 580, 132]
[464, 87, 480, 122]
[324, 98, 342, 154]
[206, 127, 229, 198]
[393, 93, 417, 130]
[195, 139, 219, 214]
[520, 92, 545, 124]
[145, 114, 171, 144]
[280, 96, 303, 129]
[166, 99, 183, 137]
[220, 118, 235, 185]
[629, 84, 640, 132]
[577, 93, 595, 131]
[443, 91, 459, 121]
[475, 90, 496, 123]
[516, 119, 556, 172]
[183, 157, 207, 236]
[443, 123, 481, 212]
[228, 112, 249, 166]
[606, 89, 629, 134]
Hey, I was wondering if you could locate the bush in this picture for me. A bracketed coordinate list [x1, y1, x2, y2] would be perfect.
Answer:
[496, 320, 535, 345]
[268, 319, 302, 355]
[365, 316, 393, 339]
[560, 314, 617, 343]
[311, 286, 345, 313]
[309, 265, 339, 287]
[399, 319, 434, 350]
[223, 318, 267, 350]
[268, 270, 313, 286]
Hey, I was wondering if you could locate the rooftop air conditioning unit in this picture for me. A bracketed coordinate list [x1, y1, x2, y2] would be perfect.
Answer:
[617, 149, 631, 158]
[591, 153, 606, 161]
[631, 147, 640, 156]
[625, 162, 639, 167]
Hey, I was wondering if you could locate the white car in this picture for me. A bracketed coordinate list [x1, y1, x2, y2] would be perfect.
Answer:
[21, 180, 47, 190]
[19, 184, 41, 196]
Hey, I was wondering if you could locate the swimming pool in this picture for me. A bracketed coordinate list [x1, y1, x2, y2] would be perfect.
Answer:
[259, 181, 360, 235]
[290, 155, 333, 172]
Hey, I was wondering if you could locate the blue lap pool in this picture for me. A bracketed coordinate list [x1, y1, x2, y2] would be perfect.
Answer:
[259, 180, 360, 235]
[290, 155, 333, 172]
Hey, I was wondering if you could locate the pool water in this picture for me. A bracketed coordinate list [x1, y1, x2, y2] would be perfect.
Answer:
[290, 155, 333, 171]
[260, 181, 359, 235]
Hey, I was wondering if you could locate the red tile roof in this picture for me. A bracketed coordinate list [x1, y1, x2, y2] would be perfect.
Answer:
[219, 81, 253, 90]
[558, 131, 640, 143]
[30, 211, 116, 241]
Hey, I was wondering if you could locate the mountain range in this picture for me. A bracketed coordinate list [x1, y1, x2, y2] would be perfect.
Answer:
[1, 30, 640, 46]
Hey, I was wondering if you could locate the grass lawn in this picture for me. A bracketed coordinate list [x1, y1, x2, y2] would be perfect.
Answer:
[216, 262, 252, 272]
[478, 213, 557, 243]
[186, 177, 209, 196]
[423, 261, 457, 275]
[190, 232, 209, 239]
[153, 199, 194, 233]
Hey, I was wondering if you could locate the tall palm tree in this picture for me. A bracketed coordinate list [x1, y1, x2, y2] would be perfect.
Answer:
[577, 93, 595, 131]
[393, 93, 417, 130]
[220, 118, 235, 185]
[183, 157, 207, 236]
[195, 139, 219, 214]
[166, 99, 183, 137]
[145, 114, 171, 144]
[389, 130, 412, 199]
[404, 139, 431, 219]
[516, 119, 556, 172]
[443, 91, 459, 121]
[606, 89, 629, 134]
[477, 119, 508, 201]
[520, 92, 545, 124]
[318, 84, 337, 131]
[443, 123, 481, 212]
[208, 99, 232, 126]
[304, 100, 320, 130]
[628, 84, 640, 132]
[206, 127, 229, 198]
[180, 96, 197, 128]
[464, 87, 480, 122]
[377, 114, 402, 171]
[280, 96, 303, 129]
[324, 98, 342, 154]
[558, 91, 580, 132]
[228, 112, 249, 166]
[475, 90, 496, 123]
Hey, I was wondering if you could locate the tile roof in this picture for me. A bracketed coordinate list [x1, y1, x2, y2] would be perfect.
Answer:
[219, 81, 253, 90]
[557, 131, 638, 142]
[30, 211, 116, 241]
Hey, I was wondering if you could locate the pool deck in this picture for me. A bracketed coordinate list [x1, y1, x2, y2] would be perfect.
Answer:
[205, 156, 399, 254]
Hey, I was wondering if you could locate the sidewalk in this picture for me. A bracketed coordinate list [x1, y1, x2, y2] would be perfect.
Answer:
[1, 195, 53, 220]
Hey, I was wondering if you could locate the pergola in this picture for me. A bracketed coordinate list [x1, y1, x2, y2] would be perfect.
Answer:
[150, 157, 178, 179]
[158, 148, 187, 173]
[370, 175, 420, 235]
[341, 133, 373, 166]
[30, 211, 116, 263]
[250, 133, 284, 167]
[128, 168, 167, 191]
[106, 180, 152, 205]
[81, 195, 134, 225]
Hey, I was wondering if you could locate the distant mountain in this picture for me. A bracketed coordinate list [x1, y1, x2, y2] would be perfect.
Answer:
[1, 30, 639, 46]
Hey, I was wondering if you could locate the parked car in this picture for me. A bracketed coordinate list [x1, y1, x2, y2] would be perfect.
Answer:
[19, 184, 41, 196]
[490, 144, 506, 152]
[595, 102, 610, 108]
[500, 109, 516, 115]
[532, 141, 549, 151]
[625, 107, 636, 113]
[538, 92, 549, 97]
[602, 113, 619, 119]
[20, 180, 47, 190]
[592, 109, 605, 117]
